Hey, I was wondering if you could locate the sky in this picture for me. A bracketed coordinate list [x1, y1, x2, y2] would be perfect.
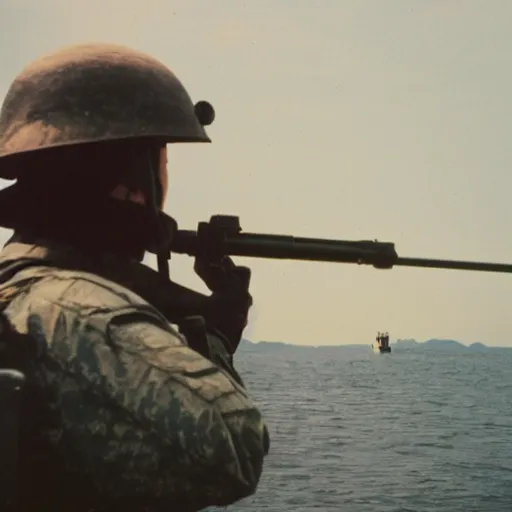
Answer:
[0, 0, 511, 346]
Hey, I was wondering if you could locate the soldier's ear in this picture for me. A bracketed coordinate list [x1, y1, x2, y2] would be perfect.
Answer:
[158, 147, 168, 209]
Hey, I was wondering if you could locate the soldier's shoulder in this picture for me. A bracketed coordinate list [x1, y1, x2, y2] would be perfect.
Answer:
[3, 262, 173, 337]
[15, 263, 152, 309]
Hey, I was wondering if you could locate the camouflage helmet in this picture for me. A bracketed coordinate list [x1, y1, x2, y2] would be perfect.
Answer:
[0, 43, 215, 180]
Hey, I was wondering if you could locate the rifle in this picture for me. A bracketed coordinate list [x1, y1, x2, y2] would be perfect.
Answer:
[167, 214, 512, 274]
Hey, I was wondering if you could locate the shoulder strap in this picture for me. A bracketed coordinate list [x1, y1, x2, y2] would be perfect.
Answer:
[0, 297, 28, 509]
[0, 368, 26, 509]
[0, 260, 42, 510]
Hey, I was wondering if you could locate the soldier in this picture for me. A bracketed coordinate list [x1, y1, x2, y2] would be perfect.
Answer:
[0, 43, 269, 511]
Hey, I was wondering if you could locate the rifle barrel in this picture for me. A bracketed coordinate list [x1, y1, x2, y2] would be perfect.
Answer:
[396, 257, 512, 274]
[170, 230, 512, 274]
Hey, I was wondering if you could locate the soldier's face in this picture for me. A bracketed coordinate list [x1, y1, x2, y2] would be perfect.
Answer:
[159, 146, 168, 209]
[110, 146, 168, 208]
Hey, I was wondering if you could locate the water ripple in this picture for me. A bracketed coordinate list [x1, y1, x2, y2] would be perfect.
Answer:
[218, 347, 512, 512]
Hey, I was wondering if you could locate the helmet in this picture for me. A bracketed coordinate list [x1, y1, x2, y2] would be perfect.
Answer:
[0, 43, 215, 180]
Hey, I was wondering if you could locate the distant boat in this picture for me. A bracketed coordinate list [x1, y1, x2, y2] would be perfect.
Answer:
[372, 332, 391, 353]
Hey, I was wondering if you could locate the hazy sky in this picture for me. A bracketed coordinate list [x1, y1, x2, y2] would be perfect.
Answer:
[1, 0, 511, 346]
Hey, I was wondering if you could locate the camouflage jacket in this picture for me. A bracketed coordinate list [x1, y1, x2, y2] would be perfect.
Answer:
[0, 238, 269, 512]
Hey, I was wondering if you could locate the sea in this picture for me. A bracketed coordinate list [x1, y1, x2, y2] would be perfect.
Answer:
[208, 342, 512, 512]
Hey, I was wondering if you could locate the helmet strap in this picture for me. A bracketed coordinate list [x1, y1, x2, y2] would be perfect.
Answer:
[144, 145, 171, 279]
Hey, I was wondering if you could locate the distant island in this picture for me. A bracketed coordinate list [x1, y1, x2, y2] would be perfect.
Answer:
[239, 338, 506, 352]
[393, 338, 491, 352]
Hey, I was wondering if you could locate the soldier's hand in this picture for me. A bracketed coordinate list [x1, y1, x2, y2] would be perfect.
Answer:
[194, 255, 252, 353]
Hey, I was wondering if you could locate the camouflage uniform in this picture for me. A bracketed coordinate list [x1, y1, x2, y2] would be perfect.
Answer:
[0, 43, 269, 511]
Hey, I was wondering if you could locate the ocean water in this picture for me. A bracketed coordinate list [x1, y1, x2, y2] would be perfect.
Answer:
[219, 344, 512, 512]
